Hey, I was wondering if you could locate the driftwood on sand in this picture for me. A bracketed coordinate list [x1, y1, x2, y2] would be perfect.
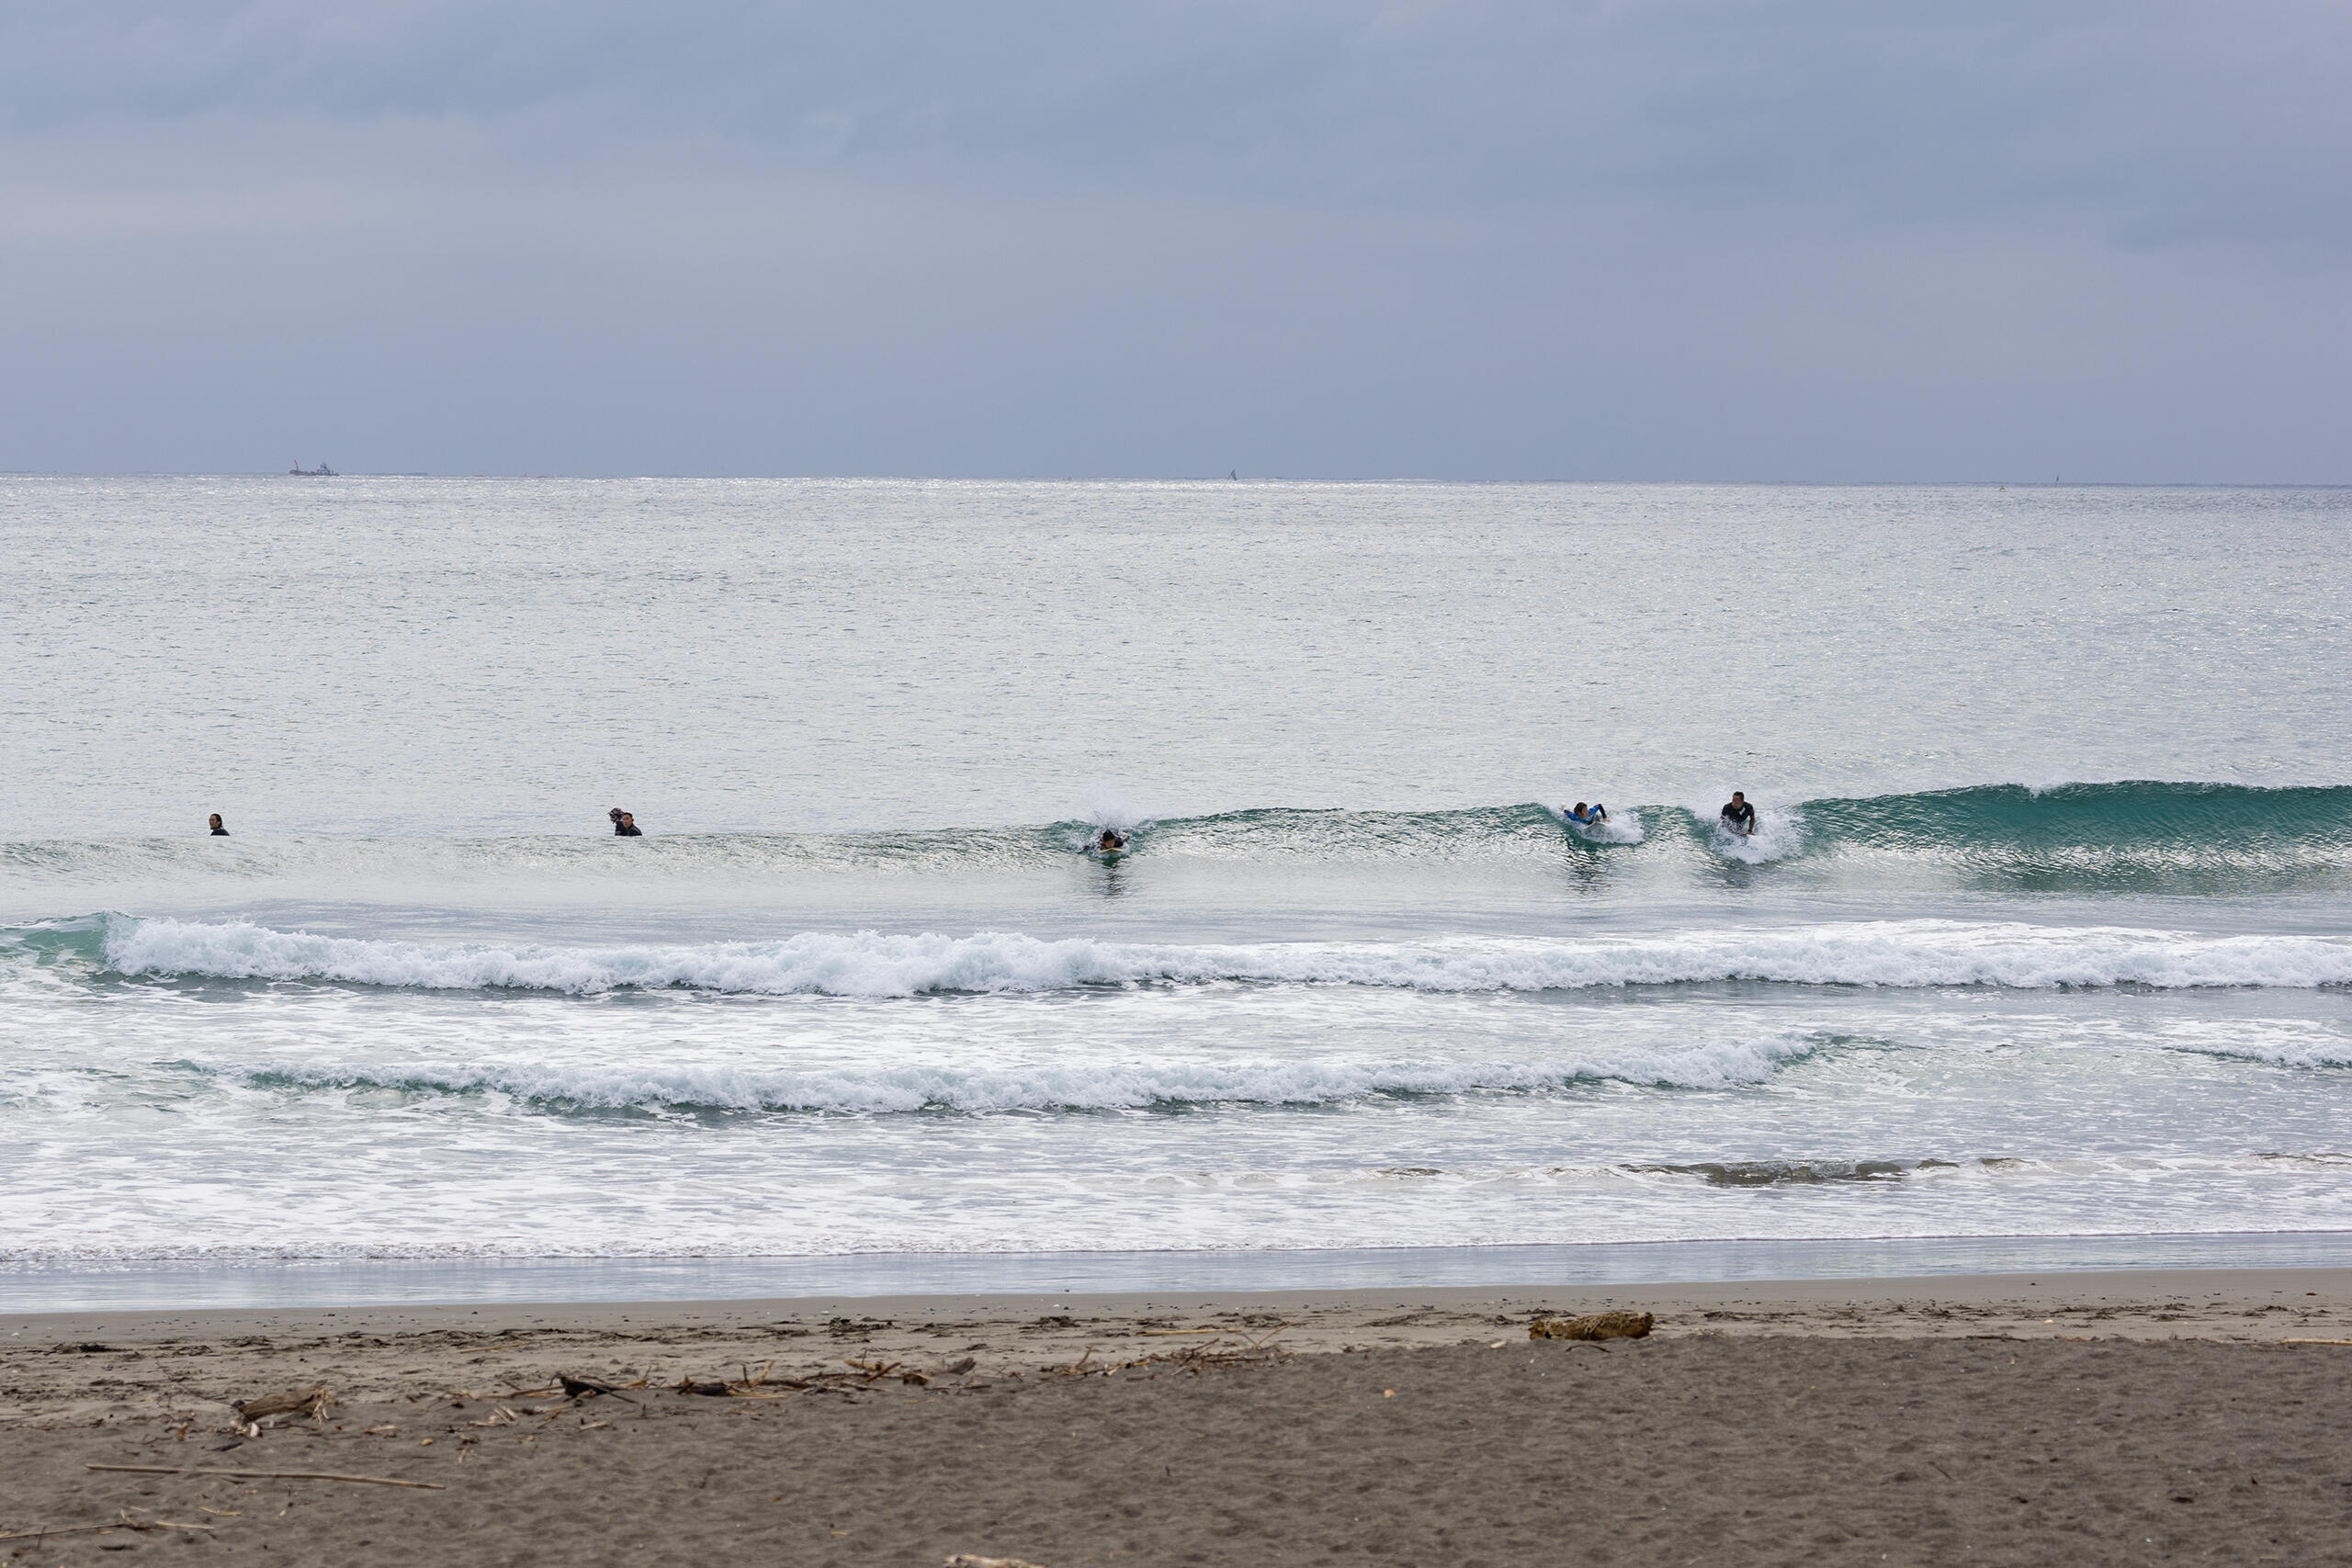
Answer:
[232, 1386, 337, 1421]
[0, 1511, 216, 1542]
[85, 1463, 447, 1491]
[1529, 1311, 1656, 1341]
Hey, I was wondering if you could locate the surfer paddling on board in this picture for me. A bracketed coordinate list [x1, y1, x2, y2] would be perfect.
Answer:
[1566, 802, 1609, 826]
[1095, 828, 1129, 853]
[609, 807, 643, 837]
[1719, 792, 1757, 838]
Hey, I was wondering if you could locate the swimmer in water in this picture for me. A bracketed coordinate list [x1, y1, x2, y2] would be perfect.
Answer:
[1566, 802, 1609, 826]
[609, 807, 643, 837]
[207, 813, 228, 836]
[1096, 828, 1128, 852]
[1719, 791, 1756, 837]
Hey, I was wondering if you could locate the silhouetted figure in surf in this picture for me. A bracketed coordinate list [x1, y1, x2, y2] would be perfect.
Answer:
[1566, 802, 1609, 826]
[207, 813, 229, 837]
[1719, 792, 1756, 837]
[609, 807, 643, 837]
[1096, 828, 1128, 852]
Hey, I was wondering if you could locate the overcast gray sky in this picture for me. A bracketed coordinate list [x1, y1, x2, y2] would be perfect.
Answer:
[3, 1, 2345, 479]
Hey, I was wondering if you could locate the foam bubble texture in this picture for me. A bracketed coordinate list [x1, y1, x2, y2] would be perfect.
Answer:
[92, 914, 2352, 997]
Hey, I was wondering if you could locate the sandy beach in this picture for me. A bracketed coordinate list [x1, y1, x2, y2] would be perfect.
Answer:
[5, 1267, 2348, 1564]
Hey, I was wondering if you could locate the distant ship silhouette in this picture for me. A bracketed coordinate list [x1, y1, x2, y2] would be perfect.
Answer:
[288, 461, 338, 477]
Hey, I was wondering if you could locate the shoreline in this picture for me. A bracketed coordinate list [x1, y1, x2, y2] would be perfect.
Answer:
[9, 1265, 2347, 1410]
[10, 1227, 2350, 1314]
[6, 1265, 2349, 1564]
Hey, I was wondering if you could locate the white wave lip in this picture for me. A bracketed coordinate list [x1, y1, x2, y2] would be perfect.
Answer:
[1707, 803, 1807, 863]
[94, 914, 2352, 997]
[1544, 805, 1646, 844]
[219, 1040, 1818, 1112]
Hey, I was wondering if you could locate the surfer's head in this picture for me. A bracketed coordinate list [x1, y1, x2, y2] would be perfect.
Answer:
[1572, 802, 1587, 815]
[608, 807, 625, 824]
[1730, 792, 1746, 806]
[207, 813, 223, 830]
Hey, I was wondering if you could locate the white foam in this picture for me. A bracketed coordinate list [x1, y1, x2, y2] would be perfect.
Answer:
[94, 914, 2352, 997]
[1708, 803, 1808, 863]
[2165, 1029, 2352, 1070]
[1546, 804, 1646, 844]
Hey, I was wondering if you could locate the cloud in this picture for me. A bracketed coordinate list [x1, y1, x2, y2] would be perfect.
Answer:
[2, 1, 2346, 476]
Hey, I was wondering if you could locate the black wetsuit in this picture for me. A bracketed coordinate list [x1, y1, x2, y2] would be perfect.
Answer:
[209, 825, 229, 836]
[1720, 800, 1755, 833]
[614, 822, 642, 837]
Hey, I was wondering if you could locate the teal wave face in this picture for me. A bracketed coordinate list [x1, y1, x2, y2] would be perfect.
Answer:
[2, 783, 2346, 897]
[1789, 782, 2352, 893]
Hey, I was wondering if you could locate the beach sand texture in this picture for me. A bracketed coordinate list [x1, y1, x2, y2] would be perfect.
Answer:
[5, 1270, 2349, 1564]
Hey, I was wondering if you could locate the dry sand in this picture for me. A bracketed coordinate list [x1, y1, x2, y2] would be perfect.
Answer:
[4, 1267, 2348, 1565]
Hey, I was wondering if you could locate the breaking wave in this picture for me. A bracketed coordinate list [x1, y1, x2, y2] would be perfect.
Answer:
[201, 1038, 1827, 1114]
[3, 781, 2346, 895]
[14, 912, 2351, 997]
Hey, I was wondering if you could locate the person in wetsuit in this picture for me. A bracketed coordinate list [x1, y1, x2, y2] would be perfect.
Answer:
[1719, 792, 1756, 836]
[609, 807, 643, 837]
[1096, 828, 1128, 852]
[207, 813, 229, 836]
[1567, 802, 1609, 825]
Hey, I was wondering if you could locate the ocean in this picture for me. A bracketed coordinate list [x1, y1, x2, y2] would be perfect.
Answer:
[3, 476, 2347, 1302]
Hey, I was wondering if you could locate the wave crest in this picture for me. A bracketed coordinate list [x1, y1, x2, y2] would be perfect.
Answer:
[16, 913, 2348, 997]
[6, 781, 2346, 895]
[209, 1040, 1825, 1114]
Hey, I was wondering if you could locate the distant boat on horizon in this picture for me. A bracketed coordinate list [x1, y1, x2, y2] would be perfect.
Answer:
[288, 461, 337, 477]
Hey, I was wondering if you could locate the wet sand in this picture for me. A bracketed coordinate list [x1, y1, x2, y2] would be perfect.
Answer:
[5, 1268, 2349, 1564]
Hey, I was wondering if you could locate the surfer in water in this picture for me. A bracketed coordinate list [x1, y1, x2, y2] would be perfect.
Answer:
[609, 807, 643, 837]
[1719, 791, 1757, 837]
[1095, 828, 1129, 853]
[1566, 802, 1609, 826]
[207, 813, 228, 836]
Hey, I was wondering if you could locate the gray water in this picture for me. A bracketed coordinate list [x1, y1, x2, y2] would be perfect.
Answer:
[2, 478, 2347, 1288]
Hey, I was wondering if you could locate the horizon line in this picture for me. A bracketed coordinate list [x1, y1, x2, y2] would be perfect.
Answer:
[4, 471, 2348, 489]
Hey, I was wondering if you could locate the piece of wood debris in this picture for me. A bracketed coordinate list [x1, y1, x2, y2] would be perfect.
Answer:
[233, 1386, 335, 1420]
[86, 1463, 446, 1491]
[0, 1512, 215, 1542]
[1530, 1311, 1655, 1341]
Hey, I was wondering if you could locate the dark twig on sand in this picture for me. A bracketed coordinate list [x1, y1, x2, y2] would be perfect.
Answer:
[675, 1362, 795, 1399]
[0, 1511, 216, 1542]
[86, 1463, 447, 1491]
[1038, 1336, 1292, 1380]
